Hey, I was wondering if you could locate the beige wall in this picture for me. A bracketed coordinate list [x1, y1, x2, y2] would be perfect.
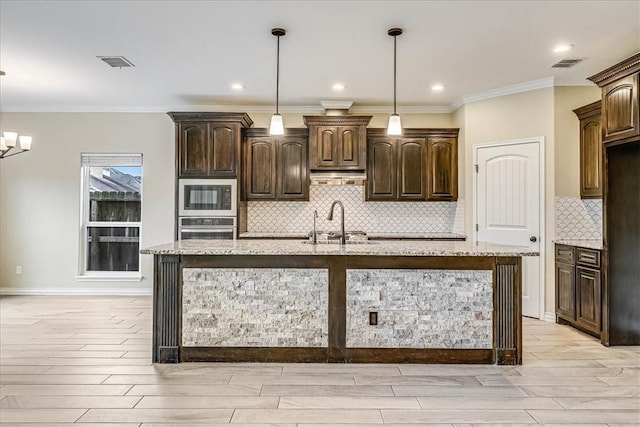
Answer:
[554, 86, 601, 197]
[248, 112, 453, 129]
[457, 88, 556, 315]
[0, 113, 175, 292]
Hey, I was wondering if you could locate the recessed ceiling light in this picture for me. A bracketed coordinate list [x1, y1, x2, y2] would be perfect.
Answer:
[431, 84, 445, 92]
[231, 83, 245, 90]
[332, 83, 346, 91]
[553, 44, 574, 53]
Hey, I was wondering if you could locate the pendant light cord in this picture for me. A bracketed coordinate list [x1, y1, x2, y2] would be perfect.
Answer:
[276, 34, 280, 115]
[393, 34, 397, 115]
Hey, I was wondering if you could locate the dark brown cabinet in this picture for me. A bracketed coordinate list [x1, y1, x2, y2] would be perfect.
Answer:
[555, 244, 602, 336]
[602, 73, 639, 144]
[576, 266, 601, 333]
[366, 129, 458, 202]
[304, 115, 372, 170]
[573, 101, 603, 199]
[555, 262, 576, 320]
[244, 129, 309, 201]
[426, 137, 458, 201]
[168, 112, 253, 178]
[367, 136, 426, 201]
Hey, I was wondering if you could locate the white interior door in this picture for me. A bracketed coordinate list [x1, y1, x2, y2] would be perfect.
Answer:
[475, 140, 541, 318]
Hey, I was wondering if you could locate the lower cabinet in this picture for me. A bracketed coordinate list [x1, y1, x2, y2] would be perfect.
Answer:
[555, 244, 602, 336]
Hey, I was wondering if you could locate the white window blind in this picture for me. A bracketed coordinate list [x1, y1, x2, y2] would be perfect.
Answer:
[81, 153, 143, 167]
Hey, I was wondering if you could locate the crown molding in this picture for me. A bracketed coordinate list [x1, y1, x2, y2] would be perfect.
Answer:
[449, 77, 556, 112]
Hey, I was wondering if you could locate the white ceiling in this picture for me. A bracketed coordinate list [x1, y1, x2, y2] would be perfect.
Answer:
[1, 0, 639, 113]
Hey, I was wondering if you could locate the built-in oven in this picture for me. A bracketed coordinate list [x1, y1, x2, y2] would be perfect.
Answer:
[178, 217, 236, 240]
[178, 179, 237, 217]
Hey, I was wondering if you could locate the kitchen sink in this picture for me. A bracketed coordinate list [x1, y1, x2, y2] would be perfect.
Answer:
[304, 230, 375, 244]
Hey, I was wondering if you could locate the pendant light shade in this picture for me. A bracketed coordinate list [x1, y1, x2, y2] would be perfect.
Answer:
[387, 114, 402, 135]
[269, 113, 284, 135]
[270, 28, 286, 136]
[387, 28, 403, 136]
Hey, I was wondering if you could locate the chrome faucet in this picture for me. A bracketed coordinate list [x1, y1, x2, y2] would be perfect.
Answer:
[327, 200, 346, 245]
[311, 210, 318, 245]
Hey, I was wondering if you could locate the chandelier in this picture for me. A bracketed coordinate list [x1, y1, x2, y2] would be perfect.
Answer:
[0, 132, 33, 159]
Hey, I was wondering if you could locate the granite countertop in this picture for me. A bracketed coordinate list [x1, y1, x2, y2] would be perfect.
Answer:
[141, 239, 538, 257]
[554, 239, 603, 250]
[238, 232, 466, 240]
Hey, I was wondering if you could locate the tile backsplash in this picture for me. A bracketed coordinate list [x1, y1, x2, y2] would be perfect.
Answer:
[248, 185, 464, 234]
[555, 197, 602, 240]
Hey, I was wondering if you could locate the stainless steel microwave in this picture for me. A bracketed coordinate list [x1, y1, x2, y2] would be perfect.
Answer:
[178, 179, 237, 217]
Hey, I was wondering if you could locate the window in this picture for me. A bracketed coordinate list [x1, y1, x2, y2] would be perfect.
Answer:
[78, 154, 142, 280]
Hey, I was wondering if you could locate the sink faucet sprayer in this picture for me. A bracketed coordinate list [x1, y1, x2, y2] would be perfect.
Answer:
[327, 200, 346, 245]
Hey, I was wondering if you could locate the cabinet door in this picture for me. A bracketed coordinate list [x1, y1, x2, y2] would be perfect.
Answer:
[245, 137, 276, 200]
[397, 138, 426, 200]
[366, 138, 397, 200]
[311, 126, 338, 168]
[208, 123, 238, 177]
[426, 137, 458, 201]
[179, 123, 208, 176]
[576, 266, 601, 333]
[277, 138, 309, 200]
[337, 126, 364, 169]
[580, 116, 603, 198]
[602, 73, 639, 143]
[556, 262, 576, 321]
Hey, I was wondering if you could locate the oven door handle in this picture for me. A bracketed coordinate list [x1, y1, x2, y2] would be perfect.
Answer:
[180, 228, 235, 233]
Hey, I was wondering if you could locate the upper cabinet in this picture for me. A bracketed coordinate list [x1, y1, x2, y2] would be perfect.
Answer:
[244, 129, 309, 201]
[366, 129, 458, 202]
[426, 136, 458, 201]
[168, 112, 253, 178]
[304, 115, 372, 170]
[602, 74, 639, 144]
[573, 102, 603, 199]
[588, 53, 640, 146]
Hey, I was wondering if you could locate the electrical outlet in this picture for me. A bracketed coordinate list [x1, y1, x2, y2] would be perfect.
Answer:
[369, 311, 378, 326]
[15, 265, 22, 275]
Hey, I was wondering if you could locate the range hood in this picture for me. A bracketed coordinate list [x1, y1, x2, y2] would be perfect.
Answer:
[309, 171, 366, 186]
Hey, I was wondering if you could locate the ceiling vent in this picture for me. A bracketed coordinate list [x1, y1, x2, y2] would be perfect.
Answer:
[97, 56, 135, 68]
[552, 58, 583, 68]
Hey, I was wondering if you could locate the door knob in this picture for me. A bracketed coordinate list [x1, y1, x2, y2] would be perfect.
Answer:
[530, 236, 537, 242]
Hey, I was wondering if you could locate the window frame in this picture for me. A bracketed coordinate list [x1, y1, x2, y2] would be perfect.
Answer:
[77, 153, 143, 281]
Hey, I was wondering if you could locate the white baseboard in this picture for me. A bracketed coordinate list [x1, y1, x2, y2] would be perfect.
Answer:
[543, 311, 556, 323]
[0, 287, 152, 296]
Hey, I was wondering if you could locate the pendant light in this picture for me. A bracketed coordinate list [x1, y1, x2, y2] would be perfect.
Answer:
[387, 28, 403, 136]
[269, 28, 286, 135]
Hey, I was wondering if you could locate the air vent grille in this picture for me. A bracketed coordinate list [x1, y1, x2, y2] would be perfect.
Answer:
[552, 58, 583, 68]
[97, 56, 135, 68]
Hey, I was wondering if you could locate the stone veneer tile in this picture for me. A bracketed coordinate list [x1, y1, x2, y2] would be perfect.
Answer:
[182, 268, 328, 347]
[248, 185, 459, 234]
[346, 269, 492, 349]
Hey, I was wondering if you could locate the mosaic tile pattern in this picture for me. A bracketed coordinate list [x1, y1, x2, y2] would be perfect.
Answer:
[248, 185, 459, 234]
[555, 197, 602, 240]
[453, 199, 465, 235]
[182, 268, 328, 347]
[346, 269, 493, 349]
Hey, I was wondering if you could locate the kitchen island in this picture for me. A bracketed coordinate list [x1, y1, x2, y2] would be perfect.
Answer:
[141, 240, 537, 365]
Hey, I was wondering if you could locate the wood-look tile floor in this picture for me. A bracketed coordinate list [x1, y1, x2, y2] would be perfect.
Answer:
[1, 295, 638, 426]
